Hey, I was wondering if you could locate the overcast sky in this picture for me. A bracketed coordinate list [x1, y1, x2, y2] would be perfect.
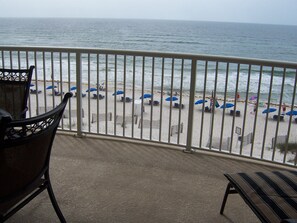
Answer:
[1, 0, 296, 25]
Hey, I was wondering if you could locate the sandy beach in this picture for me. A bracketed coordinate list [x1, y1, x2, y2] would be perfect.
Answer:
[28, 81, 297, 165]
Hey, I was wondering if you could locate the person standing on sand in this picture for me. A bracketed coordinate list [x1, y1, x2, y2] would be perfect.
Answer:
[250, 103, 257, 114]
[282, 103, 286, 115]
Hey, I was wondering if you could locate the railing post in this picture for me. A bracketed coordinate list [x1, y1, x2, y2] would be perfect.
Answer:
[76, 52, 83, 137]
[184, 58, 197, 153]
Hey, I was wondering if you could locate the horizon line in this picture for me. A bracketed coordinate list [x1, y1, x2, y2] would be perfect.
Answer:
[0, 17, 296, 27]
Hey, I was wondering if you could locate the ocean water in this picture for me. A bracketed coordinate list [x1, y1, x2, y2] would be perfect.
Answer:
[0, 18, 297, 102]
[1, 18, 297, 61]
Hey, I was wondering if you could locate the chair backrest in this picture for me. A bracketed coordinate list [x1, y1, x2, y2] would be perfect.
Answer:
[0, 92, 72, 203]
[0, 66, 35, 119]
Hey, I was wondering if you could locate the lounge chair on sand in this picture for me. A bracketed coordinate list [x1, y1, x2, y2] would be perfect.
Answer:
[30, 89, 42, 94]
[230, 109, 240, 117]
[93, 93, 104, 100]
[121, 96, 132, 102]
[173, 103, 184, 109]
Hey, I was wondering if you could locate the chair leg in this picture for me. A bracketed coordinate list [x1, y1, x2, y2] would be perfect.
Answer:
[220, 183, 232, 214]
[45, 174, 66, 223]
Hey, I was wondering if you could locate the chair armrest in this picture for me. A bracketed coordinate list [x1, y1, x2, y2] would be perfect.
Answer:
[0, 109, 13, 121]
[19, 107, 28, 119]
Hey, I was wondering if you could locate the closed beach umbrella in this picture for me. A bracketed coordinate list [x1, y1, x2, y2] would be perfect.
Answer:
[70, 86, 77, 91]
[285, 110, 297, 116]
[165, 96, 178, 102]
[112, 90, 124, 96]
[86, 87, 97, 92]
[46, 85, 57, 90]
[220, 103, 234, 109]
[195, 99, 208, 105]
[262, 108, 277, 114]
[140, 93, 152, 99]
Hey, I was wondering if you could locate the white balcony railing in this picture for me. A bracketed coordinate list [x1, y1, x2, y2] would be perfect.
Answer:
[1, 45, 297, 167]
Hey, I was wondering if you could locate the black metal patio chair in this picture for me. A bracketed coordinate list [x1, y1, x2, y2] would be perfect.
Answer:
[0, 66, 34, 120]
[0, 92, 72, 222]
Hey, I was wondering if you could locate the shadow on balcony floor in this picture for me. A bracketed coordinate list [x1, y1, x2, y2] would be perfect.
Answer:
[7, 134, 284, 223]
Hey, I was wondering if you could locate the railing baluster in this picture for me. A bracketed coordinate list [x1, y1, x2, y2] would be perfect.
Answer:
[209, 62, 219, 150]
[131, 56, 136, 138]
[199, 61, 208, 148]
[96, 54, 100, 134]
[76, 52, 83, 137]
[67, 52, 72, 131]
[34, 51, 39, 116]
[219, 63, 229, 151]
[123, 55, 127, 137]
[87, 53, 91, 132]
[261, 66, 273, 159]
[114, 55, 117, 136]
[50, 52, 55, 107]
[241, 64, 252, 156]
[185, 58, 197, 152]
[168, 58, 174, 143]
[105, 54, 108, 135]
[140, 56, 145, 140]
[231, 63, 240, 153]
[42, 52, 47, 112]
[1, 50, 4, 67]
[149, 57, 155, 141]
[284, 69, 297, 163]
[159, 58, 165, 142]
[9, 51, 12, 68]
[251, 65, 263, 157]
[272, 68, 286, 161]
[177, 59, 184, 145]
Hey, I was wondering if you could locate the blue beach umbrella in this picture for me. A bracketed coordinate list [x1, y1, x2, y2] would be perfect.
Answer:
[112, 90, 124, 96]
[165, 96, 178, 102]
[262, 108, 277, 114]
[46, 85, 57, 90]
[285, 110, 297, 116]
[220, 103, 234, 109]
[195, 99, 208, 105]
[70, 86, 77, 91]
[140, 93, 152, 99]
[86, 88, 97, 92]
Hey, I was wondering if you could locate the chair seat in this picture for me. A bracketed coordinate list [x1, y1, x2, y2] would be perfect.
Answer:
[221, 171, 297, 223]
[0, 177, 46, 215]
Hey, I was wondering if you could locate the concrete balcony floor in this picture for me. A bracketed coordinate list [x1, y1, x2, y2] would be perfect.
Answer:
[6, 134, 286, 223]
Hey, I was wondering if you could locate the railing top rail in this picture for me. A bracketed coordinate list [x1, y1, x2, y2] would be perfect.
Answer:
[1, 45, 297, 69]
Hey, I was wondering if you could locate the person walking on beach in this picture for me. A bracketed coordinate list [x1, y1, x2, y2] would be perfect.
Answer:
[250, 103, 257, 114]
[282, 103, 286, 115]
